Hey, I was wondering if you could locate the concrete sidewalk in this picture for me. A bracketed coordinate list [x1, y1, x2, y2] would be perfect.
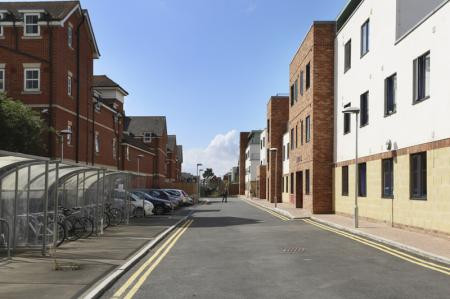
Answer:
[241, 196, 450, 265]
[0, 211, 190, 299]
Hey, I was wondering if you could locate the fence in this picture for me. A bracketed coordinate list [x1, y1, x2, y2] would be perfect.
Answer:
[0, 150, 143, 259]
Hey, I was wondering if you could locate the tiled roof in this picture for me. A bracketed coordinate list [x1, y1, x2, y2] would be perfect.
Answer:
[176, 145, 183, 162]
[0, 1, 79, 20]
[93, 75, 128, 95]
[167, 135, 176, 151]
[124, 116, 167, 137]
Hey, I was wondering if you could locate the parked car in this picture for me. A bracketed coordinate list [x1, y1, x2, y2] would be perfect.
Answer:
[132, 191, 173, 215]
[144, 189, 182, 208]
[112, 189, 154, 217]
[164, 189, 193, 205]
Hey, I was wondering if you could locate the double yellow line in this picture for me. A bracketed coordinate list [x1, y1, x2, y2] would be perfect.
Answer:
[303, 219, 450, 276]
[242, 199, 290, 221]
[112, 219, 194, 299]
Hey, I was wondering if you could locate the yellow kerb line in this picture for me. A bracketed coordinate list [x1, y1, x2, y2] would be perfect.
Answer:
[302, 219, 450, 276]
[123, 219, 194, 299]
[112, 219, 192, 298]
[241, 199, 290, 221]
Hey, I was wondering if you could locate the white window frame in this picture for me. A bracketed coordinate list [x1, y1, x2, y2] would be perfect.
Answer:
[67, 74, 72, 96]
[24, 13, 40, 37]
[112, 138, 117, 160]
[0, 67, 5, 92]
[0, 13, 4, 37]
[68, 23, 73, 48]
[126, 145, 130, 161]
[143, 132, 152, 143]
[95, 132, 100, 153]
[24, 68, 40, 91]
[67, 122, 72, 145]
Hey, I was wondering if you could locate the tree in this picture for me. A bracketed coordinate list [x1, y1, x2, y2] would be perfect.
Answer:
[0, 93, 49, 155]
[202, 168, 214, 179]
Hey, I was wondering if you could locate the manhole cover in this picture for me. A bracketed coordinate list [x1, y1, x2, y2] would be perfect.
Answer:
[281, 247, 305, 254]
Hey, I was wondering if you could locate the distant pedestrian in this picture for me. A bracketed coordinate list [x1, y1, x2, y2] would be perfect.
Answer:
[222, 189, 228, 203]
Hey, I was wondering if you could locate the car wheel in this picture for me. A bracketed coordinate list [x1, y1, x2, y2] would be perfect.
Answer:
[155, 206, 165, 215]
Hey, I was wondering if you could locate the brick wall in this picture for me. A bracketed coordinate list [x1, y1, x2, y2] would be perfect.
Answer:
[266, 96, 289, 203]
[257, 165, 267, 199]
[239, 132, 249, 195]
[288, 22, 335, 214]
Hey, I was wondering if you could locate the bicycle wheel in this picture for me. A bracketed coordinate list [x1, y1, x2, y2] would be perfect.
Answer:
[65, 218, 83, 241]
[48, 221, 66, 247]
[103, 212, 111, 230]
[79, 217, 94, 239]
[109, 208, 123, 226]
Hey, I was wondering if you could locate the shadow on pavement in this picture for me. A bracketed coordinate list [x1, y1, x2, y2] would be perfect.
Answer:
[188, 216, 262, 228]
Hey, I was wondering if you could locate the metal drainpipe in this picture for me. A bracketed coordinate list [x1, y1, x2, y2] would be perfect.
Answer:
[76, 14, 86, 163]
[47, 15, 54, 158]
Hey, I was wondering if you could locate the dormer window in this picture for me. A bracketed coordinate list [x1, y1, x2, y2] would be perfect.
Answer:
[143, 132, 152, 143]
[24, 13, 40, 36]
[68, 23, 73, 48]
[0, 13, 4, 36]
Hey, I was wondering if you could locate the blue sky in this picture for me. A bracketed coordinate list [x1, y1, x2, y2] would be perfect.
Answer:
[19, 0, 347, 175]
[83, 0, 347, 175]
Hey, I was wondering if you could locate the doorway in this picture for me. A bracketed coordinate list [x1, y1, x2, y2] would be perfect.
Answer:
[296, 171, 303, 208]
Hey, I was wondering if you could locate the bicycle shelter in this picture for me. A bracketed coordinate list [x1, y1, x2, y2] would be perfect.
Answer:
[0, 151, 139, 257]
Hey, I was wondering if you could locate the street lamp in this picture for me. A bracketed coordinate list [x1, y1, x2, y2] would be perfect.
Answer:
[56, 128, 72, 162]
[343, 106, 360, 228]
[269, 148, 278, 208]
[196, 163, 203, 202]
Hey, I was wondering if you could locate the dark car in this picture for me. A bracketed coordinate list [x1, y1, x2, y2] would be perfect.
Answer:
[132, 191, 173, 215]
[145, 189, 182, 208]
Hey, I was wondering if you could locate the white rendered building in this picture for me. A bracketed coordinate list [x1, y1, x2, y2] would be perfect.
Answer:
[245, 130, 262, 197]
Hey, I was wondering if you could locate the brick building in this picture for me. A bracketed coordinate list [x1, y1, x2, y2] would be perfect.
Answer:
[266, 96, 289, 203]
[124, 116, 169, 187]
[257, 129, 267, 199]
[288, 21, 335, 213]
[166, 135, 178, 182]
[176, 145, 183, 182]
[0, 1, 101, 164]
[238, 132, 249, 195]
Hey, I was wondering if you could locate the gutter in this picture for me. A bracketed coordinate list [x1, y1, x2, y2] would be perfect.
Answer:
[76, 14, 86, 163]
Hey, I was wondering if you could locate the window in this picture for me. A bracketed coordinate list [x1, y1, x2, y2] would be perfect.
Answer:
[287, 143, 289, 159]
[413, 51, 430, 103]
[282, 145, 285, 161]
[143, 132, 152, 143]
[24, 14, 40, 36]
[300, 120, 304, 145]
[285, 176, 289, 193]
[68, 24, 73, 48]
[382, 158, 394, 198]
[67, 122, 72, 145]
[295, 125, 298, 148]
[342, 166, 349, 196]
[24, 68, 40, 91]
[358, 163, 367, 197]
[361, 19, 369, 57]
[360, 92, 369, 127]
[344, 103, 351, 134]
[290, 173, 294, 194]
[67, 74, 72, 96]
[300, 71, 304, 96]
[306, 63, 311, 90]
[305, 169, 310, 195]
[112, 138, 117, 160]
[0, 68, 5, 91]
[126, 145, 130, 161]
[290, 128, 294, 150]
[305, 116, 311, 143]
[95, 132, 100, 153]
[411, 152, 427, 199]
[0, 13, 4, 36]
[290, 84, 295, 106]
[267, 119, 270, 142]
[344, 40, 352, 72]
[385, 74, 397, 116]
[290, 79, 298, 106]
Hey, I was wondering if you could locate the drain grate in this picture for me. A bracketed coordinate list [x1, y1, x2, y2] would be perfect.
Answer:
[281, 247, 305, 254]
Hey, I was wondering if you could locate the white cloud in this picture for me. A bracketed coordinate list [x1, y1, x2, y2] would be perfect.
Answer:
[183, 130, 239, 177]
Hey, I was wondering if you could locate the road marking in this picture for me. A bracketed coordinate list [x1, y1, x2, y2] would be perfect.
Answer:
[123, 219, 193, 299]
[241, 199, 290, 221]
[302, 219, 450, 276]
[112, 219, 192, 298]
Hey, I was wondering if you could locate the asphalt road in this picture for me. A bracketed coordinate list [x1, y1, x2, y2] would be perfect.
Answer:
[102, 197, 450, 299]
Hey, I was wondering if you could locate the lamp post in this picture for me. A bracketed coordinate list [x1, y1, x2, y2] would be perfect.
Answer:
[269, 148, 278, 208]
[343, 106, 360, 228]
[57, 128, 72, 162]
[196, 163, 203, 202]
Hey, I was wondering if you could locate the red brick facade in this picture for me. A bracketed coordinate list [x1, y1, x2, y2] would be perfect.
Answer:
[288, 22, 335, 214]
[239, 132, 249, 195]
[257, 165, 267, 199]
[266, 96, 289, 203]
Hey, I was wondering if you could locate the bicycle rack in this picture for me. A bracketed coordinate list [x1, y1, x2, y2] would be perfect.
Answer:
[0, 218, 11, 261]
